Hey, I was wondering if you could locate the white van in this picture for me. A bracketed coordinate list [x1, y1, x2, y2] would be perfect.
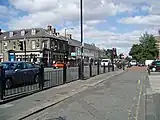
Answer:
[101, 59, 111, 67]
[130, 60, 137, 66]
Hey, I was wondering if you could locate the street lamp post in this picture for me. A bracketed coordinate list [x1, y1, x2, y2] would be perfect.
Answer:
[64, 28, 74, 63]
[80, 0, 84, 79]
[24, 38, 27, 61]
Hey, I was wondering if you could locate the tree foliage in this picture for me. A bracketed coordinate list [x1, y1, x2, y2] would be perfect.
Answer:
[129, 32, 159, 62]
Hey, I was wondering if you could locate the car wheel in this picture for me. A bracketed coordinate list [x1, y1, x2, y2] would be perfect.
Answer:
[152, 68, 156, 72]
[5, 78, 12, 89]
[34, 74, 39, 83]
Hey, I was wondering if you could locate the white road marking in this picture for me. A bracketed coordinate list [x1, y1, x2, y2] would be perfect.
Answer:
[0, 103, 14, 108]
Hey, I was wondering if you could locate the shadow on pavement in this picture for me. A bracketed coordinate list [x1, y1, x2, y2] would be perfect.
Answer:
[48, 116, 66, 120]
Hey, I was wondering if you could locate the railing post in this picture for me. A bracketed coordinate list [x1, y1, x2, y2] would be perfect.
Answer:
[78, 63, 81, 79]
[0, 66, 4, 100]
[97, 61, 100, 75]
[112, 64, 114, 71]
[39, 64, 44, 90]
[89, 63, 92, 77]
[103, 63, 105, 73]
[63, 63, 67, 84]
[108, 63, 110, 72]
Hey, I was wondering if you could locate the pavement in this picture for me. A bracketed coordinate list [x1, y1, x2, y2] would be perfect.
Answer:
[22, 66, 147, 120]
[0, 69, 123, 120]
[146, 72, 160, 120]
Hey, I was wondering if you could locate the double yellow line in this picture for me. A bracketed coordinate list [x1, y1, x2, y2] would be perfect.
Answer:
[128, 77, 144, 120]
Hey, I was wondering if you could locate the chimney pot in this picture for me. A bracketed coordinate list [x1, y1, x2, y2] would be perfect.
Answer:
[53, 28, 56, 33]
[69, 34, 72, 39]
[47, 25, 52, 31]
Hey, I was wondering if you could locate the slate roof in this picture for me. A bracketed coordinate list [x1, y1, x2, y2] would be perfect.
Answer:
[0, 28, 64, 41]
[0, 28, 100, 51]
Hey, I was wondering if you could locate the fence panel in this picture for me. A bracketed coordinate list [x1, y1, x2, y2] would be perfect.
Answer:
[66, 67, 79, 83]
[43, 69, 63, 88]
[4, 72, 39, 98]
[84, 66, 90, 79]
[92, 65, 97, 76]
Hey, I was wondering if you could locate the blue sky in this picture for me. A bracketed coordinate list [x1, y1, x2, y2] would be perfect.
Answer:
[0, 0, 160, 55]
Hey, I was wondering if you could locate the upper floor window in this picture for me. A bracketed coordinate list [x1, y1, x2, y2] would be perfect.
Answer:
[9, 32, 13, 37]
[31, 40, 36, 49]
[21, 30, 25, 36]
[51, 41, 55, 49]
[31, 29, 36, 35]
[42, 40, 48, 49]
[13, 41, 16, 49]
[3, 42, 7, 50]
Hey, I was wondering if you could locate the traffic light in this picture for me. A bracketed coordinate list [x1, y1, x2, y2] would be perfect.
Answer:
[18, 41, 23, 51]
[112, 48, 117, 58]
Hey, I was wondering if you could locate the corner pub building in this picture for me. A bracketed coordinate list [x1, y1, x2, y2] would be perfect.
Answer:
[0, 26, 68, 66]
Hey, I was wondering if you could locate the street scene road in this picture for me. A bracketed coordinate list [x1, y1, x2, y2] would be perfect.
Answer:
[23, 67, 147, 120]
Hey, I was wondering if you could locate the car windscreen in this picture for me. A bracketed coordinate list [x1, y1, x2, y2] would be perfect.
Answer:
[1, 63, 17, 70]
[102, 60, 109, 62]
[131, 60, 136, 63]
[155, 61, 160, 65]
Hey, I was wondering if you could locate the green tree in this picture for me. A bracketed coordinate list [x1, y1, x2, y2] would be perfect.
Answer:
[129, 32, 159, 62]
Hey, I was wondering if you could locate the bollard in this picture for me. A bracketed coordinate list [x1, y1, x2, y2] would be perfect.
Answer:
[112, 64, 114, 71]
[103, 63, 106, 73]
[0, 66, 4, 100]
[108, 63, 110, 72]
[39, 64, 44, 90]
[89, 63, 92, 77]
[97, 61, 100, 75]
[63, 63, 67, 84]
[147, 65, 150, 75]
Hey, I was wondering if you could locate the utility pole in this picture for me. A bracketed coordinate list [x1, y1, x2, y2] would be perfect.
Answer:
[64, 28, 74, 64]
[80, 0, 84, 79]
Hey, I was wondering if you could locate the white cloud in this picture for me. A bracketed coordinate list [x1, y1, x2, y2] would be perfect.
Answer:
[0, 5, 18, 18]
[85, 20, 106, 26]
[119, 15, 160, 26]
[5, 0, 160, 55]
[8, 0, 133, 30]
[110, 27, 117, 31]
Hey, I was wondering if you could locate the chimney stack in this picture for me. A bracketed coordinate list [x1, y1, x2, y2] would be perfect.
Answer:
[47, 25, 52, 31]
[57, 32, 60, 36]
[53, 28, 56, 33]
[69, 34, 72, 39]
[0, 29, 2, 35]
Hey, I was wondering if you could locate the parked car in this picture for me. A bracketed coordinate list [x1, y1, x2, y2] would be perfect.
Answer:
[130, 60, 137, 66]
[0, 61, 40, 89]
[101, 59, 111, 67]
[52, 62, 64, 69]
[149, 60, 160, 72]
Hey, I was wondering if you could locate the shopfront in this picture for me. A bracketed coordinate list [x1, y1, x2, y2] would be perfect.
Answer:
[8, 50, 16, 61]
[0, 53, 3, 62]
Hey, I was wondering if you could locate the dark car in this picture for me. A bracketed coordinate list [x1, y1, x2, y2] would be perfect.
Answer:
[149, 60, 160, 72]
[1, 61, 40, 89]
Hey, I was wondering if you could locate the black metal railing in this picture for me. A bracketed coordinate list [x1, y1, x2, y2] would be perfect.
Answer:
[0, 63, 122, 101]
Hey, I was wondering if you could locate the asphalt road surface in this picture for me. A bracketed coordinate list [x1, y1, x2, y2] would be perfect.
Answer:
[24, 67, 147, 120]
